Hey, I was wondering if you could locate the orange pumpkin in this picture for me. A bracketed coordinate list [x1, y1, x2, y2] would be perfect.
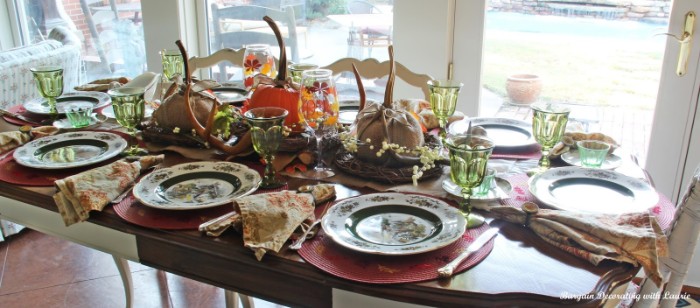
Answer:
[248, 16, 305, 133]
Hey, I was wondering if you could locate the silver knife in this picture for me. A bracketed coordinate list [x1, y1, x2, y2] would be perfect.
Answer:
[437, 228, 499, 278]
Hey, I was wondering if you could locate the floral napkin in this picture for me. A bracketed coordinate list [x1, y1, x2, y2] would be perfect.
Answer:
[53, 154, 164, 226]
[490, 205, 668, 286]
[0, 126, 59, 154]
[235, 191, 315, 261]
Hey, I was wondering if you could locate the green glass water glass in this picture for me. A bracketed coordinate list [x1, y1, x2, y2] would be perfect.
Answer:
[531, 103, 570, 171]
[30, 66, 64, 116]
[428, 79, 463, 148]
[244, 107, 288, 188]
[108, 86, 147, 156]
[160, 49, 184, 81]
[446, 134, 495, 229]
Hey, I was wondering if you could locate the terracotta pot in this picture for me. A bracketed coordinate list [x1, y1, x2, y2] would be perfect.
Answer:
[506, 74, 542, 105]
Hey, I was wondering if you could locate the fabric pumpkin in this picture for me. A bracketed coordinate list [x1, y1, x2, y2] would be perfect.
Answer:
[353, 46, 425, 167]
[248, 16, 305, 133]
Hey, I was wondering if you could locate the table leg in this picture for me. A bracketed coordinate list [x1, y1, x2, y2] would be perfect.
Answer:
[112, 256, 134, 308]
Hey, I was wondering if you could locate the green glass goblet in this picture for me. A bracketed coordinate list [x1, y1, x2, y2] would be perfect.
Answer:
[428, 79, 463, 151]
[108, 87, 148, 156]
[531, 103, 570, 172]
[446, 134, 495, 229]
[30, 66, 64, 117]
[244, 107, 289, 189]
[160, 49, 184, 81]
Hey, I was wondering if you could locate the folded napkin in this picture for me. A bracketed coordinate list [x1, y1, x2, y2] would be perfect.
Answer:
[236, 191, 315, 260]
[0, 126, 59, 154]
[490, 204, 668, 285]
[53, 154, 164, 226]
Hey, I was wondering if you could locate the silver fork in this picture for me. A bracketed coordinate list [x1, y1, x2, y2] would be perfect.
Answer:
[288, 203, 331, 250]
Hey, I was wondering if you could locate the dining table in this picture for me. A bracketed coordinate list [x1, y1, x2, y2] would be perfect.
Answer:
[0, 111, 667, 307]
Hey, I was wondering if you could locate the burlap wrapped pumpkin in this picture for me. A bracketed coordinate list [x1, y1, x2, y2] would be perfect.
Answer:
[353, 46, 425, 167]
[151, 79, 219, 132]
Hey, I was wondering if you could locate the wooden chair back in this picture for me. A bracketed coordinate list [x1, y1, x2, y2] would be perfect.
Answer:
[633, 165, 700, 308]
[321, 57, 433, 101]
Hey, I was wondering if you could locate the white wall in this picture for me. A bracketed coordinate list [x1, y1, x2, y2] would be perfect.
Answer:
[0, 0, 15, 49]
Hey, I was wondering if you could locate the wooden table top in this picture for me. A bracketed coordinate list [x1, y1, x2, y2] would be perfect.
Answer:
[0, 119, 638, 307]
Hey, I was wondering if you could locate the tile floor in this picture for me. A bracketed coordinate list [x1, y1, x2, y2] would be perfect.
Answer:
[0, 229, 285, 308]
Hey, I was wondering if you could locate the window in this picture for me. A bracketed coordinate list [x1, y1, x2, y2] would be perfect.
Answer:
[11, 0, 147, 82]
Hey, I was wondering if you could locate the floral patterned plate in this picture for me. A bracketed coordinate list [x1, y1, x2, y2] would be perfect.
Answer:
[448, 117, 536, 150]
[133, 161, 261, 210]
[24, 91, 111, 115]
[13, 131, 127, 169]
[321, 193, 466, 255]
[529, 166, 658, 214]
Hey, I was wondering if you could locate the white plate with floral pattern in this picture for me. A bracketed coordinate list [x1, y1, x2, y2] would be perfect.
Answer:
[321, 193, 466, 255]
[13, 131, 127, 169]
[133, 161, 261, 210]
[529, 166, 658, 214]
[24, 91, 111, 115]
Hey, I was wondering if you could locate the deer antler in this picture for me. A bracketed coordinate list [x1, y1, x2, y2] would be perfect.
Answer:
[175, 40, 221, 142]
[351, 63, 366, 111]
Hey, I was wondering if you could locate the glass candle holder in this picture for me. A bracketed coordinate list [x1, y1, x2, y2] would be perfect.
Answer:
[243, 44, 276, 90]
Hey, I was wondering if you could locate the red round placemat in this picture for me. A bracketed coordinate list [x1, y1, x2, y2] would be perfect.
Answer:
[2, 105, 48, 127]
[0, 149, 122, 186]
[491, 148, 542, 160]
[500, 173, 676, 230]
[113, 185, 288, 230]
[0, 130, 130, 186]
[297, 208, 495, 284]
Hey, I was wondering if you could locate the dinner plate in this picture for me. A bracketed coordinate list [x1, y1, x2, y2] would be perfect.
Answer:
[442, 177, 512, 201]
[211, 87, 248, 105]
[52, 113, 107, 130]
[13, 131, 127, 169]
[133, 161, 261, 210]
[24, 92, 111, 115]
[321, 193, 466, 255]
[448, 117, 537, 150]
[560, 149, 623, 169]
[529, 166, 658, 214]
[100, 104, 155, 119]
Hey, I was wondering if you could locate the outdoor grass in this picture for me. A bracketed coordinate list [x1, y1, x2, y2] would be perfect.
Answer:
[482, 30, 664, 110]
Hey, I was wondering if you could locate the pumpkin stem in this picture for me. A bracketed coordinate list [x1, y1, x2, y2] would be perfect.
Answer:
[176, 40, 207, 138]
[263, 16, 287, 83]
[177, 40, 191, 85]
[351, 63, 366, 111]
[383, 45, 395, 108]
